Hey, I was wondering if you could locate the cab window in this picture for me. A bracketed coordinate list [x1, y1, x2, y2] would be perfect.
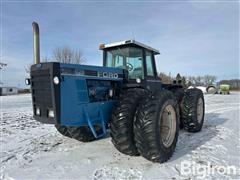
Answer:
[105, 47, 144, 79]
[146, 50, 154, 76]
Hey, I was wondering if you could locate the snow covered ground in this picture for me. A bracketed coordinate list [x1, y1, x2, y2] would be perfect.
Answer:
[0, 93, 240, 179]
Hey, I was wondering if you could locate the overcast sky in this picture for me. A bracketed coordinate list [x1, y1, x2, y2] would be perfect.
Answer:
[1, 1, 239, 87]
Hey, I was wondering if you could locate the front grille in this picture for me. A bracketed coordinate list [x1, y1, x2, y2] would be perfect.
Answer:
[31, 69, 53, 117]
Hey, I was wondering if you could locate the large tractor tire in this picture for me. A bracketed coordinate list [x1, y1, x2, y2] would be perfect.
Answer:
[55, 125, 100, 142]
[67, 126, 99, 142]
[110, 88, 148, 156]
[55, 124, 72, 138]
[181, 88, 205, 132]
[134, 90, 179, 163]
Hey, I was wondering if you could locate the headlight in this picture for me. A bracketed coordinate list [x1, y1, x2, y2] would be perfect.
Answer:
[53, 76, 59, 85]
[35, 107, 41, 116]
[25, 78, 30, 85]
[48, 109, 54, 118]
[136, 78, 141, 83]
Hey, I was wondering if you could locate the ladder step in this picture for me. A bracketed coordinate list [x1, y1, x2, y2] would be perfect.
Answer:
[83, 107, 107, 139]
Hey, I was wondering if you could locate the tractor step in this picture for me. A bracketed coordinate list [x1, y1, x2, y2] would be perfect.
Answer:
[83, 107, 107, 139]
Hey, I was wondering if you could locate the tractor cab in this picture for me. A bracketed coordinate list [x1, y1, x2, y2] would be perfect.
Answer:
[99, 40, 160, 82]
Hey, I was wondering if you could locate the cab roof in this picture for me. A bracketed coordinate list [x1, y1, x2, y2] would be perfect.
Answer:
[99, 39, 160, 55]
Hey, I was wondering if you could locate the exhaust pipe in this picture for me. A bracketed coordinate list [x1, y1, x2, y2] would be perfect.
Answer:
[32, 21, 40, 64]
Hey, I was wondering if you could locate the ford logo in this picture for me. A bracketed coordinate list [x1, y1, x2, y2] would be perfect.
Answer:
[98, 72, 118, 78]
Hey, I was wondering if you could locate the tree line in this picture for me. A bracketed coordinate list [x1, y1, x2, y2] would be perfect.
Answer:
[159, 72, 217, 87]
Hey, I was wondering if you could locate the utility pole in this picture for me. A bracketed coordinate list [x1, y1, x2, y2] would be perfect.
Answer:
[0, 62, 7, 69]
[0, 62, 7, 85]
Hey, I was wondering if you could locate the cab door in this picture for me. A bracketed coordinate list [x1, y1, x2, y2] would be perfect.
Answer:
[144, 50, 162, 92]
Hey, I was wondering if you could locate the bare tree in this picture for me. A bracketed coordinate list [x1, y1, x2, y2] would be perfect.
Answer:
[182, 76, 187, 88]
[203, 75, 217, 85]
[159, 72, 172, 84]
[42, 56, 50, 62]
[53, 47, 84, 64]
[25, 65, 31, 74]
[195, 76, 204, 86]
[186, 76, 195, 86]
[25, 57, 49, 74]
[25, 47, 84, 74]
[186, 75, 217, 87]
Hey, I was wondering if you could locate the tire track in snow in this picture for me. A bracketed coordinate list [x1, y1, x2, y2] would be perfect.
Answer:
[206, 106, 239, 114]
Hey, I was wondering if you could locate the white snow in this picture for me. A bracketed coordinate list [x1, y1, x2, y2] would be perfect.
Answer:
[1, 93, 240, 179]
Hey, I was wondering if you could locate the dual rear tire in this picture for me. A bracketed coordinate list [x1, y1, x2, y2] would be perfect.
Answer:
[110, 89, 180, 162]
[110, 88, 205, 163]
[134, 90, 179, 162]
[110, 88, 147, 155]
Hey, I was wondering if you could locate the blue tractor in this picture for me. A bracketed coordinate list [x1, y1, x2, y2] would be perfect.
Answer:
[26, 22, 205, 163]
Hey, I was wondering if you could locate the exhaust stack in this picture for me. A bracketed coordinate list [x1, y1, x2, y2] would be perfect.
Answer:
[32, 21, 40, 64]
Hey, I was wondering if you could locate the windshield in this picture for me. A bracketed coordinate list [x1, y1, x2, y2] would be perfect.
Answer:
[105, 47, 143, 79]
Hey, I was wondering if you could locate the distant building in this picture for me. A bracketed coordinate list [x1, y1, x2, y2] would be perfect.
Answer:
[0, 87, 19, 96]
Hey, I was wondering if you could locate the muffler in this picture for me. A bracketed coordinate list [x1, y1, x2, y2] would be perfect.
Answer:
[32, 21, 40, 64]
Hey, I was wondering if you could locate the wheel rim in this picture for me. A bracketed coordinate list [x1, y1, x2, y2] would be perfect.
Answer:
[197, 98, 204, 123]
[160, 105, 177, 148]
